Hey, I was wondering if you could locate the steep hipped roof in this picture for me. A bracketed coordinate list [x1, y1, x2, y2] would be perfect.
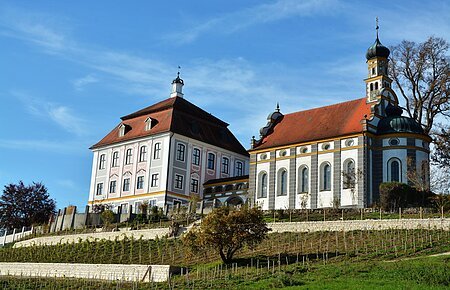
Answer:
[252, 98, 372, 150]
[91, 97, 249, 156]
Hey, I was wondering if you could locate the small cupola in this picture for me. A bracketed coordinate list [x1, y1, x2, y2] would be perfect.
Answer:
[170, 71, 184, 98]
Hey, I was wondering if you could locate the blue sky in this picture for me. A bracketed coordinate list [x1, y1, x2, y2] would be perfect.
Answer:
[0, 0, 449, 210]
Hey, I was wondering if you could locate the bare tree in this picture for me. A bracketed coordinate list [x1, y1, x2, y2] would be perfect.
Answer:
[432, 125, 450, 167]
[406, 157, 430, 192]
[389, 36, 449, 135]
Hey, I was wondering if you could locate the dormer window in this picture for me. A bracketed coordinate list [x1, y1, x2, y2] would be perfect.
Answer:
[119, 124, 130, 137]
[145, 117, 153, 131]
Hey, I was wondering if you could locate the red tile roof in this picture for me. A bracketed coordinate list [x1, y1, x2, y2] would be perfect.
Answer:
[252, 98, 372, 150]
[91, 97, 249, 156]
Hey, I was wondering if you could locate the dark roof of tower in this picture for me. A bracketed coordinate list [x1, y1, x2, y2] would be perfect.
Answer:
[366, 37, 390, 60]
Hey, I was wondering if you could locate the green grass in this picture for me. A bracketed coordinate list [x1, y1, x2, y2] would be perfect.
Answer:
[1, 254, 448, 289]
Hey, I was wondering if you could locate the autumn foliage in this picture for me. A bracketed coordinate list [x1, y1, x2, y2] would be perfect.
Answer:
[183, 206, 270, 264]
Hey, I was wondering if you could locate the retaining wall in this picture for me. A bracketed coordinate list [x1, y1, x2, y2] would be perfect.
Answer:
[0, 263, 179, 282]
[268, 218, 450, 233]
[14, 227, 170, 248]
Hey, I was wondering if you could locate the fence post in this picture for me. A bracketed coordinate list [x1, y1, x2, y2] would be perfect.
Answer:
[399, 207, 402, 220]
[12, 228, 16, 242]
[1, 230, 6, 246]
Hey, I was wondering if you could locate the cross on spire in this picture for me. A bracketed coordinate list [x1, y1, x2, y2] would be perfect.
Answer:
[376, 17, 379, 39]
[177, 65, 181, 78]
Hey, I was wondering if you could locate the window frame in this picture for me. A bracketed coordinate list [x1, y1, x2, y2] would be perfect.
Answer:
[258, 171, 268, 198]
[222, 157, 229, 174]
[112, 151, 119, 167]
[207, 153, 215, 170]
[191, 178, 199, 193]
[176, 143, 186, 162]
[236, 161, 244, 176]
[109, 180, 116, 194]
[123, 178, 130, 192]
[298, 166, 309, 193]
[343, 159, 356, 189]
[98, 154, 106, 170]
[174, 174, 184, 190]
[125, 149, 133, 165]
[320, 162, 332, 191]
[136, 176, 145, 190]
[139, 146, 147, 162]
[388, 158, 402, 182]
[96, 183, 103, 195]
[192, 148, 201, 166]
[277, 168, 288, 196]
[153, 142, 161, 159]
[151, 173, 159, 187]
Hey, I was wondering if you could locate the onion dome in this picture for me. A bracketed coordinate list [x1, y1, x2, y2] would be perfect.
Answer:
[366, 37, 390, 60]
[377, 104, 424, 134]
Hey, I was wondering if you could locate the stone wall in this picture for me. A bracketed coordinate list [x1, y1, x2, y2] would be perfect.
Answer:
[14, 227, 170, 248]
[0, 262, 180, 282]
[268, 218, 450, 233]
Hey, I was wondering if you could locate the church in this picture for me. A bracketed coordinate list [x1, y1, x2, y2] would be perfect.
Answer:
[247, 29, 431, 210]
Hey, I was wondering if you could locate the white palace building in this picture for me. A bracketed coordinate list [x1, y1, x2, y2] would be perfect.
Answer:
[88, 75, 249, 213]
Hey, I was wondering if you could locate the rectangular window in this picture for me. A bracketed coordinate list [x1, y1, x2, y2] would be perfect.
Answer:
[151, 174, 159, 187]
[134, 201, 142, 214]
[207, 153, 215, 170]
[123, 178, 130, 191]
[139, 146, 147, 162]
[176, 143, 185, 162]
[153, 143, 161, 159]
[174, 174, 184, 190]
[98, 154, 106, 169]
[236, 161, 244, 176]
[137, 176, 144, 189]
[112, 151, 119, 167]
[192, 148, 200, 166]
[109, 181, 116, 193]
[96, 183, 103, 195]
[191, 178, 199, 193]
[149, 199, 156, 207]
[222, 157, 229, 174]
[125, 149, 133, 165]
[121, 203, 128, 214]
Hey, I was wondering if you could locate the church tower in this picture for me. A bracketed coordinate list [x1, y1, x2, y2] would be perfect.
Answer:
[365, 19, 392, 102]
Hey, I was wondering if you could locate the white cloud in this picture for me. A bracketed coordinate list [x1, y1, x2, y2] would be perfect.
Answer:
[12, 91, 89, 137]
[168, 0, 341, 43]
[73, 74, 99, 90]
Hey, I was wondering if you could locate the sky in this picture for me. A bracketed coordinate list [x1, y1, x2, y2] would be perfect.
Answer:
[0, 0, 449, 210]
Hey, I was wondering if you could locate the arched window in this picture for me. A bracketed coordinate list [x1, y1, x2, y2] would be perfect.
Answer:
[139, 146, 147, 162]
[375, 82, 378, 90]
[258, 172, 267, 198]
[298, 166, 309, 193]
[277, 168, 287, 196]
[320, 163, 331, 191]
[343, 159, 355, 189]
[388, 158, 401, 182]
[370, 83, 373, 91]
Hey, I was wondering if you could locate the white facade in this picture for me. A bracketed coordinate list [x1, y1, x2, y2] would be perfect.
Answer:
[88, 132, 249, 213]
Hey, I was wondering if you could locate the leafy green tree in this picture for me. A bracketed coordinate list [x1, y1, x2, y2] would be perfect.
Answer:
[183, 206, 270, 264]
[0, 181, 56, 229]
